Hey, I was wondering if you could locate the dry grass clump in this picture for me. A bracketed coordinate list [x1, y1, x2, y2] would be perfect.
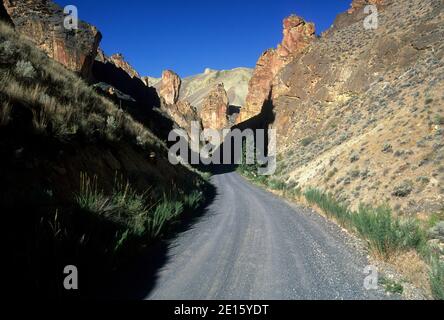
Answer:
[0, 100, 12, 126]
[389, 250, 431, 294]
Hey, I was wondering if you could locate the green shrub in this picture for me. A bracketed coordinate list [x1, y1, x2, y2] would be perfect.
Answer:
[75, 173, 201, 243]
[304, 188, 426, 258]
[324, 168, 338, 182]
[0, 39, 16, 61]
[304, 188, 351, 226]
[286, 185, 302, 198]
[237, 141, 261, 177]
[434, 115, 444, 125]
[149, 197, 184, 238]
[352, 205, 425, 258]
[301, 136, 315, 147]
[200, 171, 212, 182]
[350, 152, 360, 163]
[183, 190, 204, 210]
[397, 218, 426, 250]
[255, 175, 269, 185]
[392, 180, 413, 197]
[382, 143, 393, 153]
[429, 257, 444, 300]
[76, 173, 112, 215]
[268, 179, 286, 190]
[379, 276, 404, 295]
[427, 212, 444, 229]
[14, 60, 37, 79]
[416, 176, 430, 184]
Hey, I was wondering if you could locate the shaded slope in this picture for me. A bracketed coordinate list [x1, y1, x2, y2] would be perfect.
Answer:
[0, 20, 209, 297]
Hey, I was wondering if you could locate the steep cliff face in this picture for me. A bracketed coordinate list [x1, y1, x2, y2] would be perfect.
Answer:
[160, 100, 201, 139]
[2, 0, 102, 79]
[92, 49, 161, 112]
[155, 70, 201, 138]
[238, 15, 315, 123]
[200, 83, 229, 131]
[95, 51, 143, 81]
[155, 70, 238, 135]
[278, 15, 316, 59]
[108, 53, 141, 79]
[160, 70, 181, 105]
[268, 0, 444, 215]
[0, 1, 11, 23]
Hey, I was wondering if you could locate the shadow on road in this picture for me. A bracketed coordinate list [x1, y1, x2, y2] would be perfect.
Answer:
[87, 93, 276, 299]
[85, 182, 218, 299]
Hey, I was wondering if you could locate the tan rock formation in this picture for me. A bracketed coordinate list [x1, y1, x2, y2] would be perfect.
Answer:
[278, 15, 316, 59]
[200, 83, 229, 130]
[238, 15, 315, 123]
[160, 70, 181, 105]
[2, 0, 102, 79]
[141, 76, 161, 87]
[265, 0, 444, 216]
[162, 100, 200, 139]
[95, 48, 107, 63]
[238, 50, 279, 123]
[141, 76, 149, 86]
[108, 53, 140, 79]
[348, 0, 386, 14]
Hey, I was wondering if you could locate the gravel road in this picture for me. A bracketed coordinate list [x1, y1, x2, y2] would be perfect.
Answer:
[147, 172, 388, 300]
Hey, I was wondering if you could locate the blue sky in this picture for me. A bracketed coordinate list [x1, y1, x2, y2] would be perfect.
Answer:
[57, 0, 351, 78]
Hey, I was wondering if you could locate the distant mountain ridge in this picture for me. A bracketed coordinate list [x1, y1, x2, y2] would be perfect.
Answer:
[150, 67, 253, 110]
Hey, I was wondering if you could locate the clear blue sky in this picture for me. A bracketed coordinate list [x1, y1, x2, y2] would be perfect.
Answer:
[57, 0, 351, 78]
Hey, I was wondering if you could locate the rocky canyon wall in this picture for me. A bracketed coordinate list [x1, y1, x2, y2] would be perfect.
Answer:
[2, 0, 102, 79]
[260, 0, 444, 215]
[237, 15, 315, 123]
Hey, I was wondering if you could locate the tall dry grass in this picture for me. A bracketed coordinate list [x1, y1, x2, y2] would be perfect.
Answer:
[0, 20, 160, 149]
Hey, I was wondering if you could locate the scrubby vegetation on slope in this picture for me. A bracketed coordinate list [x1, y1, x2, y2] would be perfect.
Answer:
[238, 0, 443, 299]
[271, 0, 444, 217]
[238, 159, 443, 299]
[0, 20, 210, 297]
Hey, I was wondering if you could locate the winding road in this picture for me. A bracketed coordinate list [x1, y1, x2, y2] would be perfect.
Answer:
[147, 172, 387, 300]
